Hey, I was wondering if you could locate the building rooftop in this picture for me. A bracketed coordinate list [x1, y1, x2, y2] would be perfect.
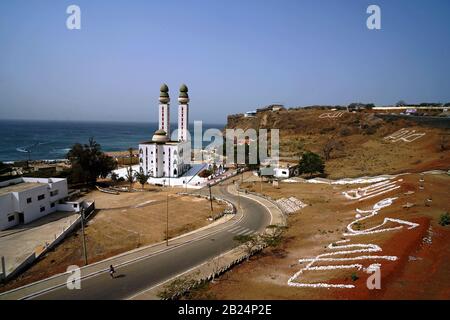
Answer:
[139, 140, 181, 145]
[0, 182, 44, 196]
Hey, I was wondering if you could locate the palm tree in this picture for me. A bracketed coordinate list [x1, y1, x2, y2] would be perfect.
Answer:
[125, 167, 134, 191]
[134, 171, 151, 190]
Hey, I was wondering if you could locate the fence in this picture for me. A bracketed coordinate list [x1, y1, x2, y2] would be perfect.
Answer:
[1, 201, 95, 283]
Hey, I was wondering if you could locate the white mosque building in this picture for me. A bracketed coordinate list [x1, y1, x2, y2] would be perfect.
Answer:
[138, 84, 191, 178]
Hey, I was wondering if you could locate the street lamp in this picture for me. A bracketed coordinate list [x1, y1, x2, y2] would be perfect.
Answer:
[166, 191, 169, 246]
[80, 208, 88, 265]
[235, 181, 241, 210]
[208, 183, 213, 214]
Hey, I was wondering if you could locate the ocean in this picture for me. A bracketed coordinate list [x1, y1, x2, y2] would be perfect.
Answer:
[0, 120, 224, 162]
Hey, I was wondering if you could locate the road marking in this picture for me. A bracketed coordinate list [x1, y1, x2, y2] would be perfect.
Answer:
[230, 227, 249, 234]
[228, 225, 242, 232]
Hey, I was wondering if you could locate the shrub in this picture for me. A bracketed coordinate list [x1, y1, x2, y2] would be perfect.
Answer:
[439, 212, 450, 226]
[298, 151, 325, 177]
[339, 127, 352, 137]
[157, 275, 199, 300]
[351, 273, 359, 281]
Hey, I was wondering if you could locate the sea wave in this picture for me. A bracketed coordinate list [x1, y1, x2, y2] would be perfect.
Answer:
[16, 147, 29, 153]
[50, 148, 71, 154]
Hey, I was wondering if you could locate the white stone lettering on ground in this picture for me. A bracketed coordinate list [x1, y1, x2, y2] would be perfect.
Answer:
[342, 179, 402, 202]
[276, 197, 307, 214]
[384, 128, 426, 143]
[319, 111, 345, 119]
[287, 180, 419, 289]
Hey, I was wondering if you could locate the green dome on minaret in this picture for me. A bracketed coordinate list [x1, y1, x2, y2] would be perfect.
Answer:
[178, 84, 190, 103]
[179, 84, 188, 93]
[160, 83, 169, 93]
[159, 84, 170, 103]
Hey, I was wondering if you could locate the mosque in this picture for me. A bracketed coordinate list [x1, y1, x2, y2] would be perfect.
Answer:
[138, 84, 191, 178]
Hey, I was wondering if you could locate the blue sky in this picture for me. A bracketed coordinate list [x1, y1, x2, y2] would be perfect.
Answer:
[0, 0, 449, 123]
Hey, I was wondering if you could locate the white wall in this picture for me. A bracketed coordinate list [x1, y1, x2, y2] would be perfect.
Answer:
[0, 177, 69, 230]
[274, 168, 290, 178]
[0, 193, 16, 230]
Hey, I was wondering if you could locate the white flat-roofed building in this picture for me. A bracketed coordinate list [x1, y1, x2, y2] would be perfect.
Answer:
[0, 177, 69, 230]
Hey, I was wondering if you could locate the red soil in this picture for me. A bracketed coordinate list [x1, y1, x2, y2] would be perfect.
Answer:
[327, 216, 450, 299]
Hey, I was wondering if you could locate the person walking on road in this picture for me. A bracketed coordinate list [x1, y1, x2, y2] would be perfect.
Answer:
[109, 265, 116, 279]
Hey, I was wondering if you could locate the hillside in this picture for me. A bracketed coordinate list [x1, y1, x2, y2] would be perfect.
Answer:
[226, 109, 450, 179]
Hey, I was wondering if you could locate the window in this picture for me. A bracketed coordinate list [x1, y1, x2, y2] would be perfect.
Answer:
[40, 206, 45, 212]
[51, 202, 55, 208]
[8, 215, 15, 222]
[38, 194, 45, 201]
[73, 203, 78, 208]
[26, 197, 32, 204]
[50, 190, 59, 197]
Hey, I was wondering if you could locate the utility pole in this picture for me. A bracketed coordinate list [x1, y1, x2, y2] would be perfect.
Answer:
[236, 182, 241, 210]
[80, 208, 88, 266]
[260, 175, 263, 193]
[208, 183, 213, 213]
[166, 192, 169, 246]
[0, 256, 5, 282]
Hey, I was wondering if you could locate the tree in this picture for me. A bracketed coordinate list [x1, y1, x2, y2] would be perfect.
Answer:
[298, 151, 325, 177]
[67, 138, 117, 185]
[260, 225, 287, 247]
[396, 100, 407, 107]
[439, 212, 450, 226]
[322, 139, 344, 161]
[0, 162, 13, 176]
[134, 171, 150, 190]
[125, 166, 135, 191]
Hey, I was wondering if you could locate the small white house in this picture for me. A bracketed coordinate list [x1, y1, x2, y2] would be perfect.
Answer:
[0, 177, 71, 231]
[273, 165, 299, 179]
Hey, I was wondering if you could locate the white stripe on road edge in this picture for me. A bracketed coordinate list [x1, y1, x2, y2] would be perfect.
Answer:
[228, 225, 243, 232]
[230, 227, 248, 234]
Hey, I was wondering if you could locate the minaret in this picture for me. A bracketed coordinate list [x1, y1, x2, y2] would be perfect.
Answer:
[158, 84, 170, 136]
[178, 84, 189, 141]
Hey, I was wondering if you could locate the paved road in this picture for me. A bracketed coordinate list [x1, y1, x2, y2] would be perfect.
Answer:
[28, 183, 271, 300]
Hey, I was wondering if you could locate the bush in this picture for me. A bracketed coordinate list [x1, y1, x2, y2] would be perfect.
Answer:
[439, 212, 450, 226]
[351, 273, 359, 281]
[157, 275, 199, 300]
[198, 169, 212, 178]
[339, 127, 352, 137]
[261, 225, 287, 247]
[298, 151, 325, 177]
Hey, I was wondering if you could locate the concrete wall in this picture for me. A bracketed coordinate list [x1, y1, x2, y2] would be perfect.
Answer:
[139, 143, 190, 179]
[0, 193, 16, 230]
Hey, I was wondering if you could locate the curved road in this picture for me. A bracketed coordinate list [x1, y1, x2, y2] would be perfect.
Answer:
[24, 182, 271, 300]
